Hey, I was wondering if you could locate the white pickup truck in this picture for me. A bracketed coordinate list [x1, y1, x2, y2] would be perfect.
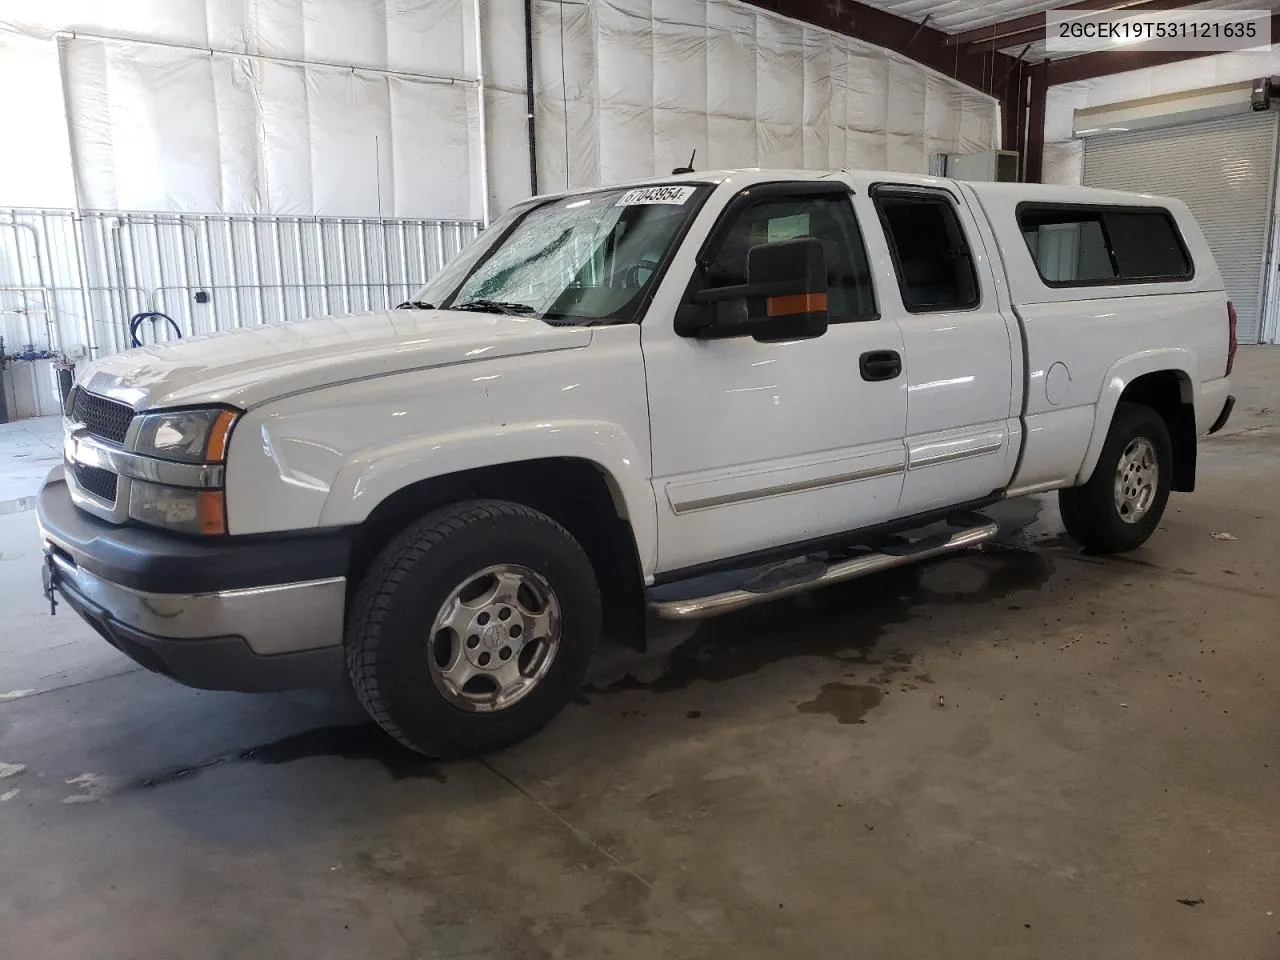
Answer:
[38, 169, 1237, 757]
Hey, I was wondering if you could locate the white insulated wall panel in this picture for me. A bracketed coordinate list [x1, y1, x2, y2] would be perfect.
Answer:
[10, 0, 998, 219]
[0, 32, 75, 207]
[60, 34, 479, 219]
[521, 0, 997, 196]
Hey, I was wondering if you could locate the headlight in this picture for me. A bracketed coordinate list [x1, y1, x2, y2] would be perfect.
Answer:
[131, 408, 238, 463]
[126, 407, 237, 534]
[128, 480, 227, 536]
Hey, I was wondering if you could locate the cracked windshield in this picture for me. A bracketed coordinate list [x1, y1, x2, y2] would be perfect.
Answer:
[434, 184, 706, 324]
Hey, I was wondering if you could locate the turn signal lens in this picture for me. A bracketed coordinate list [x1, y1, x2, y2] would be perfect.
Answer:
[198, 490, 227, 535]
[205, 411, 238, 462]
[766, 292, 828, 317]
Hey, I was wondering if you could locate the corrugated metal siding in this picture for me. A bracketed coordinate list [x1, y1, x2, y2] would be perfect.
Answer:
[0, 209, 482, 419]
[1082, 113, 1278, 344]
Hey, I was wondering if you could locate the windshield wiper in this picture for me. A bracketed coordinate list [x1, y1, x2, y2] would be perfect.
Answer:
[395, 300, 435, 310]
[450, 299, 538, 316]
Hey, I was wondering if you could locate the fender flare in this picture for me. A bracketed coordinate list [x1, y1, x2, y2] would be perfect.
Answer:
[1075, 349, 1198, 485]
[318, 419, 658, 574]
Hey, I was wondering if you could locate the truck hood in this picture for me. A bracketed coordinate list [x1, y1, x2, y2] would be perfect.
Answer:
[80, 310, 593, 411]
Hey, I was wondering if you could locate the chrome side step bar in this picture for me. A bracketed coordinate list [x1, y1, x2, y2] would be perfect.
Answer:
[647, 519, 1000, 621]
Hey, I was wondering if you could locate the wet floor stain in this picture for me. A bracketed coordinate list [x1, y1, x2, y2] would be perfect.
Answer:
[1102, 552, 1198, 578]
[797, 682, 884, 724]
[984, 496, 1050, 545]
[244, 724, 445, 780]
[135, 723, 444, 791]
[870, 659, 913, 686]
[588, 546, 1054, 696]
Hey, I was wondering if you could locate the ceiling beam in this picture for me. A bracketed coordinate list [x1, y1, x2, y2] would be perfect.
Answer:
[1003, 58, 1031, 173]
[963, 23, 1052, 53]
[1046, 11, 1280, 84]
[739, 0, 1018, 98]
[1026, 61, 1048, 181]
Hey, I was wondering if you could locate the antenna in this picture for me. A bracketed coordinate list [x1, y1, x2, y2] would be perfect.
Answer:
[671, 150, 696, 175]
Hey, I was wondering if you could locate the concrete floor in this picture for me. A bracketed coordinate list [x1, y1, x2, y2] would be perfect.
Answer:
[1, 350, 1277, 960]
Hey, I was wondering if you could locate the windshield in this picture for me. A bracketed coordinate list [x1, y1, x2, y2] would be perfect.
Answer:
[409, 184, 708, 325]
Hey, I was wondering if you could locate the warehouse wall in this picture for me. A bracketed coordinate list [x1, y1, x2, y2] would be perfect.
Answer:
[2, 0, 998, 219]
[484, 0, 998, 213]
[1043, 50, 1280, 185]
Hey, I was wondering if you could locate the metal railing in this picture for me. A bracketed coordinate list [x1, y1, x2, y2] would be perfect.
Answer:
[1, 208, 483, 361]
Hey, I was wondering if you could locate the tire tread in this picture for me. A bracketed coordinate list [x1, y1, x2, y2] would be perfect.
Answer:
[345, 500, 595, 756]
[1058, 401, 1172, 554]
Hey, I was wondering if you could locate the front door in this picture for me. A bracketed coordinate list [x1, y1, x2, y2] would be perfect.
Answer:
[642, 180, 908, 575]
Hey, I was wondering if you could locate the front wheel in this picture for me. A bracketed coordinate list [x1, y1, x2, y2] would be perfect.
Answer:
[346, 500, 601, 758]
[1058, 402, 1172, 554]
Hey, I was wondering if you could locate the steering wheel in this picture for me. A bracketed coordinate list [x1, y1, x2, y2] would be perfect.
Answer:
[606, 258, 660, 288]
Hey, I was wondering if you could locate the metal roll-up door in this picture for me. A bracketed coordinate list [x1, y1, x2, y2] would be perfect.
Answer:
[1083, 112, 1278, 344]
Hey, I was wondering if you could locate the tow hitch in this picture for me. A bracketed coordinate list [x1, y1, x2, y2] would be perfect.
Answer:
[41, 553, 59, 616]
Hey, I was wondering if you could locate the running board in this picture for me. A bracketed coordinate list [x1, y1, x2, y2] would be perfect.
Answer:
[647, 517, 1000, 621]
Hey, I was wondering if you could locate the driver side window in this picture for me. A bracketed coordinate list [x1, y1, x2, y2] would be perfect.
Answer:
[701, 195, 878, 324]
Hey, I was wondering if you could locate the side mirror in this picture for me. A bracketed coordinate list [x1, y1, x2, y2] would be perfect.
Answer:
[681, 237, 829, 342]
[744, 237, 829, 342]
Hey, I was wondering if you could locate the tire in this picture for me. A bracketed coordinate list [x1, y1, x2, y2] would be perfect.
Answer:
[1058, 402, 1172, 554]
[346, 499, 601, 758]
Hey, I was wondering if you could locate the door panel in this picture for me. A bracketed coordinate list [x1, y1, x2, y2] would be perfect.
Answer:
[643, 181, 908, 574]
[860, 182, 1018, 514]
[896, 312, 1020, 511]
[646, 326, 907, 573]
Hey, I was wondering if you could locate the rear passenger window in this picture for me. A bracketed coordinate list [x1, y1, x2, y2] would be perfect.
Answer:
[1018, 205, 1191, 286]
[873, 190, 980, 312]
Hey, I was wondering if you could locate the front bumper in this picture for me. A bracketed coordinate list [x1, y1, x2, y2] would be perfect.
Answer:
[37, 478, 349, 692]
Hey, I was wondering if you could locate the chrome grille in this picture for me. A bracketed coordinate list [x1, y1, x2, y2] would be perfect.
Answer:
[71, 390, 134, 445]
[72, 463, 118, 504]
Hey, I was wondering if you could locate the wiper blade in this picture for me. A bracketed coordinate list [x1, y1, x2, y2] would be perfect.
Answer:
[395, 300, 435, 310]
[451, 299, 538, 316]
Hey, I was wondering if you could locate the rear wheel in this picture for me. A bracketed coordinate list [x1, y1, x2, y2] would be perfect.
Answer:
[1058, 402, 1172, 554]
[346, 500, 601, 758]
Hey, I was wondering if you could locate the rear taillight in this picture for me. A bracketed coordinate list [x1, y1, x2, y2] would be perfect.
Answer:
[1226, 301, 1239, 376]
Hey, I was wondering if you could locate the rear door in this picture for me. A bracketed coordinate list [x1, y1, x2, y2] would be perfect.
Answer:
[856, 179, 1021, 515]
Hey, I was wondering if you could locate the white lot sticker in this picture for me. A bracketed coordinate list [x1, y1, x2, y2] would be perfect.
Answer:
[616, 185, 696, 206]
